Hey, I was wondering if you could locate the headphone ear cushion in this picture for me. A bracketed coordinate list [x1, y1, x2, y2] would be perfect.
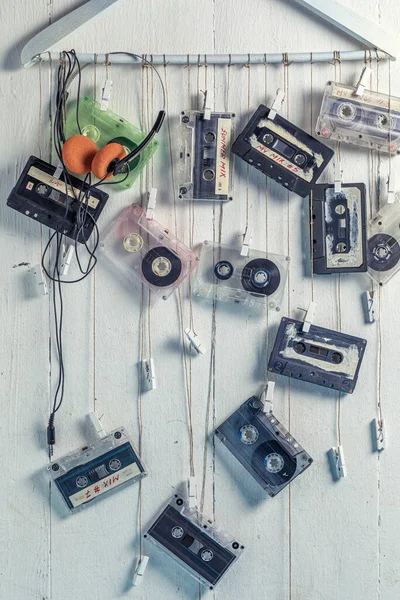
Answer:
[62, 135, 98, 175]
[91, 143, 127, 180]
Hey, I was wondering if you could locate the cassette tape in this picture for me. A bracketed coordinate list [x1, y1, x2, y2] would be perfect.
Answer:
[367, 199, 400, 285]
[268, 318, 366, 393]
[193, 240, 289, 310]
[316, 81, 400, 154]
[232, 104, 334, 197]
[215, 396, 312, 496]
[6, 156, 108, 242]
[101, 204, 197, 299]
[48, 427, 146, 513]
[177, 110, 234, 201]
[311, 183, 367, 273]
[64, 96, 158, 189]
[144, 492, 244, 589]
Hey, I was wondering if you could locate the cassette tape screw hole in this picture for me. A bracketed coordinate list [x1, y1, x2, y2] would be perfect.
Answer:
[51, 463, 59, 471]
[176, 498, 183, 506]
[232, 542, 239, 550]
[114, 431, 122, 439]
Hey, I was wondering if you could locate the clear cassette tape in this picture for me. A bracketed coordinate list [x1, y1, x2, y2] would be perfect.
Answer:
[215, 396, 313, 496]
[177, 110, 234, 201]
[316, 81, 400, 154]
[367, 199, 400, 285]
[101, 204, 197, 299]
[145, 491, 244, 589]
[48, 426, 146, 513]
[193, 240, 289, 310]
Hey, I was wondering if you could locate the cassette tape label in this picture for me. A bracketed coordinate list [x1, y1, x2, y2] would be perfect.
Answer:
[216, 118, 231, 196]
[69, 462, 141, 508]
[28, 166, 99, 208]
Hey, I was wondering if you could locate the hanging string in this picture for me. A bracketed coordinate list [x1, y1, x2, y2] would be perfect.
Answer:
[245, 55, 251, 230]
[92, 55, 98, 414]
[309, 53, 315, 303]
[264, 56, 269, 376]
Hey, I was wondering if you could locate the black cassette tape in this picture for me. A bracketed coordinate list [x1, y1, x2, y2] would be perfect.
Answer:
[145, 493, 244, 589]
[49, 427, 146, 512]
[178, 111, 233, 201]
[232, 105, 334, 197]
[215, 396, 312, 497]
[7, 156, 108, 242]
[311, 183, 367, 273]
[268, 317, 367, 393]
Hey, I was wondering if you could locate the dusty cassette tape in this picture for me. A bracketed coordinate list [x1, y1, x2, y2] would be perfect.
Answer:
[316, 81, 400, 154]
[367, 199, 400, 285]
[232, 104, 334, 197]
[6, 156, 108, 242]
[48, 426, 146, 512]
[311, 183, 367, 273]
[101, 204, 197, 299]
[193, 240, 289, 310]
[268, 317, 367, 393]
[144, 492, 244, 589]
[215, 396, 312, 497]
[177, 110, 233, 201]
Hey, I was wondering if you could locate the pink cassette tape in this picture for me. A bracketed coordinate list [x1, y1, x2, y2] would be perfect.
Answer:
[101, 204, 197, 299]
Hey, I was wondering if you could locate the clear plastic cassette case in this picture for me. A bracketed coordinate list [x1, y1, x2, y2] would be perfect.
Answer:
[193, 240, 289, 310]
[48, 427, 146, 513]
[316, 81, 400, 154]
[101, 204, 197, 299]
[64, 96, 158, 188]
[145, 491, 244, 589]
[177, 110, 234, 201]
[367, 199, 400, 285]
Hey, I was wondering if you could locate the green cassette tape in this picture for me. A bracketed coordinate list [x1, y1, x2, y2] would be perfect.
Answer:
[64, 96, 158, 189]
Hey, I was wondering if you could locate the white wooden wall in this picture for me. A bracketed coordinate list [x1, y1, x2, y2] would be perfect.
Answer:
[1, 1, 400, 599]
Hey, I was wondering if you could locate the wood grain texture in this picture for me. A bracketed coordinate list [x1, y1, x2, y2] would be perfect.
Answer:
[1, 0, 400, 599]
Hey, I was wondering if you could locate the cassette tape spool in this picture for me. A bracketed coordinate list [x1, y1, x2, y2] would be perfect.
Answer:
[311, 183, 367, 274]
[6, 156, 108, 243]
[101, 204, 197, 299]
[367, 199, 400, 285]
[48, 427, 146, 512]
[177, 110, 234, 202]
[216, 396, 312, 497]
[144, 492, 244, 589]
[64, 96, 158, 189]
[316, 82, 400, 154]
[232, 104, 334, 197]
[193, 240, 289, 310]
[268, 318, 367, 393]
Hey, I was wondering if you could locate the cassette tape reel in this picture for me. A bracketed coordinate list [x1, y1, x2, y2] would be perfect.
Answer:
[6, 156, 108, 243]
[48, 427, 146, 513]
[101, 204, 197, 299]
[311, 183, 367, 274]
[316, 82, 400, 154]
[232, 104, 333, 197]
[367, 199, 400, 285]
[268, 317, 367, 393]
[193, 241, 289, 310]
[177, 110, 234, 201]
[215, 396, 313, 497]
[145, 492, 244, 589]
[64, 96, 158, 189]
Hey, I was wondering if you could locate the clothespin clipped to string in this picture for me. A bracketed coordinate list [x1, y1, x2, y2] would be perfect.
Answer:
[240, 226, 253, 257]
[185, 327, 206, 355]
[188, 476, 197, 510]
[31, 264, 48, 296]
[363, 290, 376, 324]
[53, 161, 63, 180]
[387, 172, 396, 204]
[261, 381, 275, 414]
[373, 418, 386, 451]
[268, 89, 285, 121]
[101, 78, 113, 111]
[299, 301, 317, 333]
[202, 90, 213, 120]
[334, 162, 342, 194]
[146, 188, 157, 220]
[87, 412, 107, 439]
[354, 66, 372, 97]
[59, 243, 74, 276]
[132, 556, 149, 587]
[329, 445, 347, 479]
[142, 359, 156, 391]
